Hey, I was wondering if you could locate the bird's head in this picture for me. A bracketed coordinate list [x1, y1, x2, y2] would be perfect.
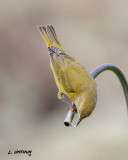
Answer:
[73, 91, 97, 127]
[76, 103, 95, 126]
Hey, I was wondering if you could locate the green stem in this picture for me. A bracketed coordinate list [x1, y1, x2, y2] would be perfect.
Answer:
[91, 63, 128, 109]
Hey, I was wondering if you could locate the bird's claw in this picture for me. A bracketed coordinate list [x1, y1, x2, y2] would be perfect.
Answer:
[68, 103, 77, 112]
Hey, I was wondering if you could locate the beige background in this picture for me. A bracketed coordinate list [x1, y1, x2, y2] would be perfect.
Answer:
[0, 0, 128, 160]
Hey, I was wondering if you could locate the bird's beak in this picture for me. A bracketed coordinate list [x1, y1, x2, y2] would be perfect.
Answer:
[76, 118, 82, 127]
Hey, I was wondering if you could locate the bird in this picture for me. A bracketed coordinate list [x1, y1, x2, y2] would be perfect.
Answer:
[38, 25, 97, 126]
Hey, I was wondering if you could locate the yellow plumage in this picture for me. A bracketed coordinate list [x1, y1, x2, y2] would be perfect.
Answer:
[38, 25, 97, 122]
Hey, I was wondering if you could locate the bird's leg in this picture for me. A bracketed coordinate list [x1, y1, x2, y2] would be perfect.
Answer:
[61, 98, 77, 112]
[58, 91, 77, 112]
[61, 98, 71, 106]
[58, 91, 71, 105]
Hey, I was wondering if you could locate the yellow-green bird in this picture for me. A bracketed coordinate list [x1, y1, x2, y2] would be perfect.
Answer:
[38, 25, 97, 126]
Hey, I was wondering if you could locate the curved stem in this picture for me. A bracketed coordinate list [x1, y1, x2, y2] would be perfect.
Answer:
[91, 63, 128, 109]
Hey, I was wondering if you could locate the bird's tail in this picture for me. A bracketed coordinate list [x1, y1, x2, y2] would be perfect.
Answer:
[38, 25, 62, 49]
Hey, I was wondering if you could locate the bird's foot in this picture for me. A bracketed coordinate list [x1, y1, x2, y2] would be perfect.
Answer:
[68, 103, 77, 112]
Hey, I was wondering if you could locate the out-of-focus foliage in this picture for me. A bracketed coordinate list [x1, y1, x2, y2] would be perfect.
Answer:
[0, 0, 128, 160]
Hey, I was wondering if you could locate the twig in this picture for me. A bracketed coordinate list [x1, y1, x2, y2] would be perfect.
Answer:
[64, 109, 76, 126]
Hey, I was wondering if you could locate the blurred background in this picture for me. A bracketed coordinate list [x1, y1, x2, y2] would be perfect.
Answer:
[0, 0, 128, 160]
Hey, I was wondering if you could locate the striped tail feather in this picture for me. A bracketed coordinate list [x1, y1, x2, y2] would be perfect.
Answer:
[38, 25, 62, 49]
[46, 25, 61, 46]
[38, 25, 52, 46]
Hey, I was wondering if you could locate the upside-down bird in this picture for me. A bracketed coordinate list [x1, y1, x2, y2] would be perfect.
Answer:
[38, 25, 97, 126]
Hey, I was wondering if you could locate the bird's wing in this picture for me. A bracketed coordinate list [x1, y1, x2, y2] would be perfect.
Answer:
[49, 47, 93, 94]
[49, 48, 76, 94]
[64, 61, 93, 92]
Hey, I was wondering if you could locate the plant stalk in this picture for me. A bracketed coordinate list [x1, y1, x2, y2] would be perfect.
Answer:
[91, 63, 128, 109]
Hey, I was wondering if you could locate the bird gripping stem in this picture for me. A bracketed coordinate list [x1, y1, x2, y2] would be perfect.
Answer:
[64, 63, 128, 127]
